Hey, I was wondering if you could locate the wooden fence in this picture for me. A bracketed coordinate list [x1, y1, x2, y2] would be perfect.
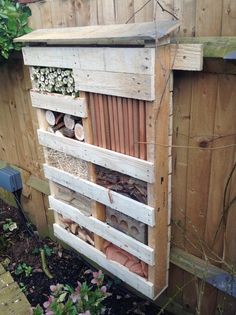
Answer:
[0, 0, 235, 314]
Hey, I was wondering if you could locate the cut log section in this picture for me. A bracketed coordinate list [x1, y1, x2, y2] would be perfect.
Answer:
[74, 123, 84, 141]
[64, 114, 77, 130]
[45, 111, 64, 126]
[62, 127, 75, 138]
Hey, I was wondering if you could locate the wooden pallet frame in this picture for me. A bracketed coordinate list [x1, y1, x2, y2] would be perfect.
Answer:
[23, 35, 203, 299]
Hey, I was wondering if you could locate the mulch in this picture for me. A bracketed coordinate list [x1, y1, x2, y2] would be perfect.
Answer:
[0, 199, 170, 314]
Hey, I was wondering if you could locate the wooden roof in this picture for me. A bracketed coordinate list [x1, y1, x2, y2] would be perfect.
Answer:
[15, 20, 180, 45]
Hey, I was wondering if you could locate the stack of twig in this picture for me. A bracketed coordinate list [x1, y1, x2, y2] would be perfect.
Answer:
[59, 214, 94, 246]
[96, 166, 147, 204]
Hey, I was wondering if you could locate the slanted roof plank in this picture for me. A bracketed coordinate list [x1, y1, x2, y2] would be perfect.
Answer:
[15, 20, 180, 45]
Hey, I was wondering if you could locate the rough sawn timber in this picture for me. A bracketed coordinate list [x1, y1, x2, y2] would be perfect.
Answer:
[44, 164, 155, 226]
[54, 223, 155, 298]
[37, 130, 155, 183]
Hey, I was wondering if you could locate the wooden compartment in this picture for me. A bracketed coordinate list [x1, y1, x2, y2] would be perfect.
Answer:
[17, 21, 193, 299]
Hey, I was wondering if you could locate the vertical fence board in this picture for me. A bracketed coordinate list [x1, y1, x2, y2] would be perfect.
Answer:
[168, 72, 193, 305]
[221, 0, 236, 35]
[195, 0, 223, 36]
[182, 73, 218, 313]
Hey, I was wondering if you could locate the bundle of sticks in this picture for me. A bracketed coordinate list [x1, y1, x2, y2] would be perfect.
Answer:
[45, 110, 84, 141]
[59, 214, 94, 246]
[89, 93, 147, 160]
[96, 166, 147, 204]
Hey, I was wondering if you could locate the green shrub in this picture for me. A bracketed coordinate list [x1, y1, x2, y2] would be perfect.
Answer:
[0, 0, 32, 59]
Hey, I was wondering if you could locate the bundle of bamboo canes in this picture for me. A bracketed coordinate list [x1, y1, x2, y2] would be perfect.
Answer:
[89, 93, 147, 160]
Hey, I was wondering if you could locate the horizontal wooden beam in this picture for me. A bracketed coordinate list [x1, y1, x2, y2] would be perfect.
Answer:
[26, 175, 50, 195]
[38, 130, 154, 183]
[170, 247, 236, 298]
[24, 47, 155, 75]
[30, 90, 88, 118]
[172, 37, 236, 59]
[171, 44, 203, 71]
[44, 165, 155, 226]
[50, 196, 154, 265]
[54, 223, 154, 298]
[24, 46, 155, 100]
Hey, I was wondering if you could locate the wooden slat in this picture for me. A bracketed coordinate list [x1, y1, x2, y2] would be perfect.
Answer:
[171, 247, 236, 298]
[30, 90, 88, 118]
[170, 44, 203, 71]
[195, 0, 222, 36]
[44, 164, 155, 226]
[38, 130, 155, 183]
[174, 37, 236, 58]
[148, 45, 170, 298]
[50, 196, 155, 265]
[222, 0, 236, 36]
[23, 47, 155, 75]
[54, 223, 154, 298]
[74, 69, 154, 101]
[16, 21, 180, 44]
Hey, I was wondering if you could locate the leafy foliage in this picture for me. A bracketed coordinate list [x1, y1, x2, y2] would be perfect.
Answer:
[0, 0, 32, 59]
[15, 262, 33, 277]
[3, 218, 18, 232]
[32, 270, 111, 315]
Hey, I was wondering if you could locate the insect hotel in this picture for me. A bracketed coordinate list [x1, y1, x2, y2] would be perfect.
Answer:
[16, 21, 203, 299]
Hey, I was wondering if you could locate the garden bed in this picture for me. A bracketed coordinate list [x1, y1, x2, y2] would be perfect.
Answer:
[0, 199, 170, 315]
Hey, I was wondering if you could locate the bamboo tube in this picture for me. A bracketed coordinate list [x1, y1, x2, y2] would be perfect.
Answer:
[94, 93, 102, 147]
[133, 99, 140, 158]
[89, 93, 98, 146]
[107, 95, 116, 151]
[103, 95, 111, 150]
[117, 97, 125, 154]
[98, 94, 107, 148]
[139, 100, 146, 160]
[127, 98, 134, 157]
[123, 98, 130, 156]
[112, 96, 120, 152]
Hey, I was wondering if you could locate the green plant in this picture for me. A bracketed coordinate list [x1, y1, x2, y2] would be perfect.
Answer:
[32, 244, 54, 257]
[15, 262, 32, 277]
[32, 270, 111, 315]
[3, 218, 17, 232]
[19, 282, 28, 294]
[0, 0, 32, 59]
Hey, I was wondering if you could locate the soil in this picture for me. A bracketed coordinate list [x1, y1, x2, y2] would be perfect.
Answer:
[0, 199, 170, 315]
